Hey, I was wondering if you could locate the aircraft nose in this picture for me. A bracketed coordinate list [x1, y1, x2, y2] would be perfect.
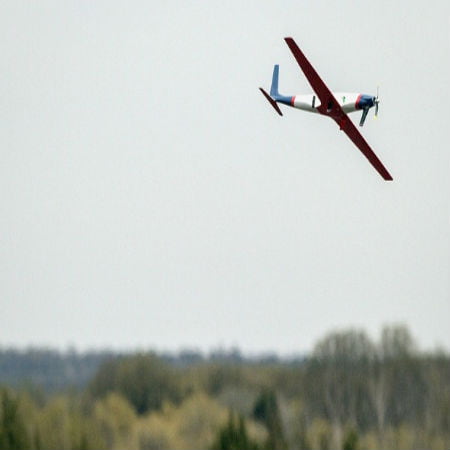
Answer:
[358, 94, 375, 109]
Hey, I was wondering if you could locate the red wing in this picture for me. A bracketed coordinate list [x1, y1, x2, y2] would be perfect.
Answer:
[284, 37, 340, 114]
[338, 117, 393, 180]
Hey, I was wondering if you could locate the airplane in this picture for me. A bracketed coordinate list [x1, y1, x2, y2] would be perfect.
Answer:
[259, 37, 393, 180]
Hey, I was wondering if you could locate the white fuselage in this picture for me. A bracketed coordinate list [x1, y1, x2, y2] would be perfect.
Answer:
[291, 92, 362, 114]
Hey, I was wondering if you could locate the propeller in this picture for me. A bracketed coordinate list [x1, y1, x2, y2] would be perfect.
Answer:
[360, 87, 380, 126]
[374, 86, 380, 118]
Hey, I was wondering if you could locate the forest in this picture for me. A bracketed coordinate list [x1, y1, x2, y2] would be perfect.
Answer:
[1, 324, 449, 450]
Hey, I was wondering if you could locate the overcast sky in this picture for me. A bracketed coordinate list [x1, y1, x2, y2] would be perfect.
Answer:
[1, 1, 449, 355]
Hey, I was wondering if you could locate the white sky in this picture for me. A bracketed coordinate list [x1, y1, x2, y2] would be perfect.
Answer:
[1, 1, 449, 354]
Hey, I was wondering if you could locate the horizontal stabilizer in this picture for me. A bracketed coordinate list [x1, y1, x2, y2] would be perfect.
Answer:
[259, 87, 283, 116]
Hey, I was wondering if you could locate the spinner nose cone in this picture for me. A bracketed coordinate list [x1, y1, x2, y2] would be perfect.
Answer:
[357, 94, 376, 109]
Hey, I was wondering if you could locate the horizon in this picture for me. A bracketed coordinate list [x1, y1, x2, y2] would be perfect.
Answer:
[2, 322, 447, 358]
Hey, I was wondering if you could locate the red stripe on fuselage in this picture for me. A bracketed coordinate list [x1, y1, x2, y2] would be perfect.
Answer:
[291, 96, 296, 106]
[355, 94, 362, 109]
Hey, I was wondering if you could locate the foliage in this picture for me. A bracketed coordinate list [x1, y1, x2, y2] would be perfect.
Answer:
[342, 428, 359, 450]
[89, 353, 182, 414]
[137, 392, 228, 450]
[210, 412, 260, 450]
[93, 392, 137, 449]
[0, 388, 30, 450]
[0, 324, 449, 450]
[253, 389, 287, 449]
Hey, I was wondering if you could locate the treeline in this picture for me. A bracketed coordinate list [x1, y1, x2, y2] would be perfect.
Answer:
[1, 325, 449, 450]
[0, 348, 303, 393]
[0, 349, 118, 392]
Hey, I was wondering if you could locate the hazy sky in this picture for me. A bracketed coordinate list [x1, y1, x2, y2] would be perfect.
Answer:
[1, 1, 449, 354]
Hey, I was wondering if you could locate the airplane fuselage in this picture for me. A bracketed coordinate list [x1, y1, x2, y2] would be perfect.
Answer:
[275, 92, 376, 115]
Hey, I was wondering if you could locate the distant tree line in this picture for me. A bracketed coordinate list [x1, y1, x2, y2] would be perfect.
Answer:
[0, 349, 120, 393]
[0, 347, 304, 394]
[0, 324, 449, 449]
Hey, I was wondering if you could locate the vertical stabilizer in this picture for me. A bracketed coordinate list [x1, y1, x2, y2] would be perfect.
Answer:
[270, 65, 280, 97]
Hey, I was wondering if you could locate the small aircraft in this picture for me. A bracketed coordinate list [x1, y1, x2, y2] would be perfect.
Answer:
[260, 37, 393, 180]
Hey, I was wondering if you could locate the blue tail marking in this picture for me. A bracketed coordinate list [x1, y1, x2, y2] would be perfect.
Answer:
[270, 65, 281, 97]
[270, 65, 293, 106]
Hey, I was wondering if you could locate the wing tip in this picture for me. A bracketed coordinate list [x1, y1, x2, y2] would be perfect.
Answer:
[381, 167, 393, 181]
[284, 36, 295, 45]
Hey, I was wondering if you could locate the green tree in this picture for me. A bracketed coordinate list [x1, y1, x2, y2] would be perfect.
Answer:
[0, 388, 30, 450]
[89, 353, 182, 414]
[93, 392, 137, 449]
[137, 392, 229, 450]
[34, 394, 106, 450]
[211, 412, 260, 450]
[342, 428, 359, 450]
[253, 389, 287, 449]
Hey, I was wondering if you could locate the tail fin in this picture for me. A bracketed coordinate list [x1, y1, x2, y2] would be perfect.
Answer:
[259, 64, 284, 116]
[270, 65, 281, 98]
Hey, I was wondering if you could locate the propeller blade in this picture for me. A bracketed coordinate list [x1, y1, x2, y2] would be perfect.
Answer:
[374, 85, 380, 118]
[359, 107, 369, 127]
